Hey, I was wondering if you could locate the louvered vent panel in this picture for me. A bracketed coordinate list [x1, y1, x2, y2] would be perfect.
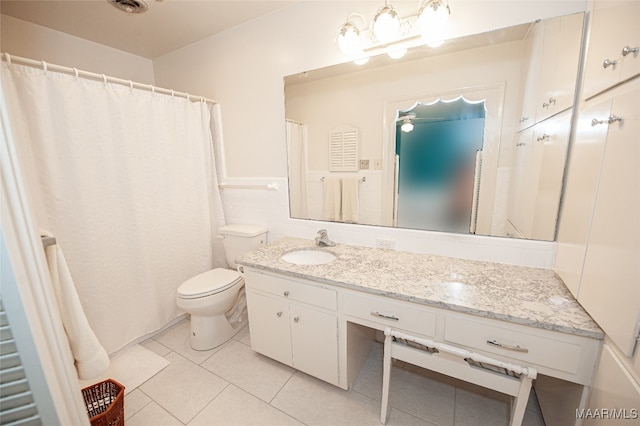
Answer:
[0, 300, 42, 426]
[329, 126, 359, 172]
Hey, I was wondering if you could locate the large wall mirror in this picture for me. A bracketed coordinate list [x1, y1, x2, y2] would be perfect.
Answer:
[284, 12, 585, 241]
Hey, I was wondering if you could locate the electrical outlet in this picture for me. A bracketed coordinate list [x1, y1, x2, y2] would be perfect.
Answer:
[376, 238, 396, 250]
[359, 159, 370, 169]
[374, 159, 382, 169]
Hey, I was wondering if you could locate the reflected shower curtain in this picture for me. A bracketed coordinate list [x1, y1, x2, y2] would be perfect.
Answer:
[2, 62, 226, 354]
[286, 120, 308, 218]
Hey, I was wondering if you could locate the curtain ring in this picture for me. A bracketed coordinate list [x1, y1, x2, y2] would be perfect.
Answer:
[200, 96, 205, 103]
[129, 80, 134, 90]
[101, 74, 107, 84]
[5, 53, 11, 66]
[171, 90, 175, 97]
[151, 85, 155, 94]
[42, 61, 48, 74]
[73, 68, 79, 79]
[186, 93, 190, 101]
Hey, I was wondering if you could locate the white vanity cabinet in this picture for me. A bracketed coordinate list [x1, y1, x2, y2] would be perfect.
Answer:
[244, 269, 340, 386]
[583, 1, 640, 100]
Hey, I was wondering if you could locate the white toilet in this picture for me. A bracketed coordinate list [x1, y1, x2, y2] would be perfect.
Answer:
[176, 224, 267, 350]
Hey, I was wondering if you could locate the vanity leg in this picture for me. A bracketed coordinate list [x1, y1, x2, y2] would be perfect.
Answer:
[380, 333, 392, 424]
[510, 374, 533, 426]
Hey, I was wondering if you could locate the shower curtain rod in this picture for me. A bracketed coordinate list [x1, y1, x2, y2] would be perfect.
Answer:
[1, 52, 218, 105]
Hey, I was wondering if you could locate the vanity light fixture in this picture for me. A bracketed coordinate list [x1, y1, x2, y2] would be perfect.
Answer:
[337, 15, 365, 57]
[400, 117, 414, 132]
[372, 2, 401, 43]
[417, 0, 451, 47]
[337, 0, 451, 62]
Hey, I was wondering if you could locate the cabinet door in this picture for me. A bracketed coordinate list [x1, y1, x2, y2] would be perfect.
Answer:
[583, 1, 640, 100]
[516, 21, 544, 132]
[530, 111, 571, 241]
[507, 128, 535, 236]
[578, 81, 639, 357]
[290, 304, 339, 385]
[536, 13, 584, 123]
[585, 344, 640, 425]
[555, 96, 612, 297]
[246, 291, 292, 366]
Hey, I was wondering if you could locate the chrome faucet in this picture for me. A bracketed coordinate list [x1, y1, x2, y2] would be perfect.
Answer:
[315, 229, 335, 247]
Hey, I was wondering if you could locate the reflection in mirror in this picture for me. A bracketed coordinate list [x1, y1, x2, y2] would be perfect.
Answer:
[284, 12, 584, 241]
[395, 97, 485, 233]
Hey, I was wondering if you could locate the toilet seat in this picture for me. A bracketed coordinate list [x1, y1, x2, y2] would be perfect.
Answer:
[177, 268, 243, 299]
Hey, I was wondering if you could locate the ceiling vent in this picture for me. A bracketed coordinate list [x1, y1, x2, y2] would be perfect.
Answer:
[108, 0, 149, 14]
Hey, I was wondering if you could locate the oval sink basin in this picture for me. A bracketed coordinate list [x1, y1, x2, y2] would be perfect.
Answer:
[281, 249, 337, 265]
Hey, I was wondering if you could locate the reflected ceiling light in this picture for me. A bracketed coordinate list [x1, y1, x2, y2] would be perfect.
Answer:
[353, 57, 370, 65]
[373, 2, 401, 43]
[387, 48, 407, 59]
[418, 0, 450, 47]
[400, 117, 414, 132]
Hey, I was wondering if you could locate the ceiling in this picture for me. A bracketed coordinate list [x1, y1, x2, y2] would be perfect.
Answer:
[0, 0, 294, 59]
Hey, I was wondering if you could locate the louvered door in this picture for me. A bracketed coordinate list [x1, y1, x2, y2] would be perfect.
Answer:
[0, 298, 42, 426]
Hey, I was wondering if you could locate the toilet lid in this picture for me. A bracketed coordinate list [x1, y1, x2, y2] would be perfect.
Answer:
[177, 268, 243, 299]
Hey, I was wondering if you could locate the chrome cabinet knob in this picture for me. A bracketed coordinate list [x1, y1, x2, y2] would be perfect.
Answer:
[542, 98, 556, 109]
[284, 291, 290, 297]
[621, 46, 639, 56]
[293, 316, 300, 323]
[602, 58, 617, 69]
[276, 311, 283, 318]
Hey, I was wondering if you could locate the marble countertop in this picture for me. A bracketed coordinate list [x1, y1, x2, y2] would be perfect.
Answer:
[236, 237, 603, 340]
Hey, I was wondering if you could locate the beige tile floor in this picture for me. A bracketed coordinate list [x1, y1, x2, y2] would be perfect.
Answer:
[125, 319, 546, 426]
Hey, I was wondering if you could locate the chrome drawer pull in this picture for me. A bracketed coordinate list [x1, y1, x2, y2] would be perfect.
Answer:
[603, 58, 617, 69]
[591, 114, 623, 127]
[370, 311, 399, 321]
[486, 339, 529, 353]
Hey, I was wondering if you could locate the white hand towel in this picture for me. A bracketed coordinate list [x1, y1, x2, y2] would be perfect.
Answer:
[44, 236, 110, 380]
[341, 177, 360, 223]
[323, 176, 342, 221]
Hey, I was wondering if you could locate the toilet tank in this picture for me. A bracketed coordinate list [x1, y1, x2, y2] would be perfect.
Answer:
[219, 224, 268, 269]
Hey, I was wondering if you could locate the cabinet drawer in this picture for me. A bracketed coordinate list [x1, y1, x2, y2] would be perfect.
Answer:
[444, 315, 582, 375]
[245, 270, 337, 311]
[342, 292, 437, 337]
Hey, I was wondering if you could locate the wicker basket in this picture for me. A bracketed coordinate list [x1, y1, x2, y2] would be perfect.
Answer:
[81, 379, 125, 426]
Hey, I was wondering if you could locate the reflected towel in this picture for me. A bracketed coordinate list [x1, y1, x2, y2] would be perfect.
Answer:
[44, 234, 110, 380]
[323, 176, 341, 221]
[341, 177, 360, 223]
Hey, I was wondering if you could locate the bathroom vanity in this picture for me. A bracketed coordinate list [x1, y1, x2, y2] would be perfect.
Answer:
[236, 238, 604, 422]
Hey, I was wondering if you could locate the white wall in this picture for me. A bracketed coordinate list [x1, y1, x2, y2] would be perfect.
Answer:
[1, 15, 155, 84]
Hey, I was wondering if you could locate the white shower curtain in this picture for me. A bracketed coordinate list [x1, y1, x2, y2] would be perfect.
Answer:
[2, 62, 226, 354]
[286, 120, 308, 218]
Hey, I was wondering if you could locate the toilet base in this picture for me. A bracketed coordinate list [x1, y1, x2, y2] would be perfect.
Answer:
[189, 312, 246, 351]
